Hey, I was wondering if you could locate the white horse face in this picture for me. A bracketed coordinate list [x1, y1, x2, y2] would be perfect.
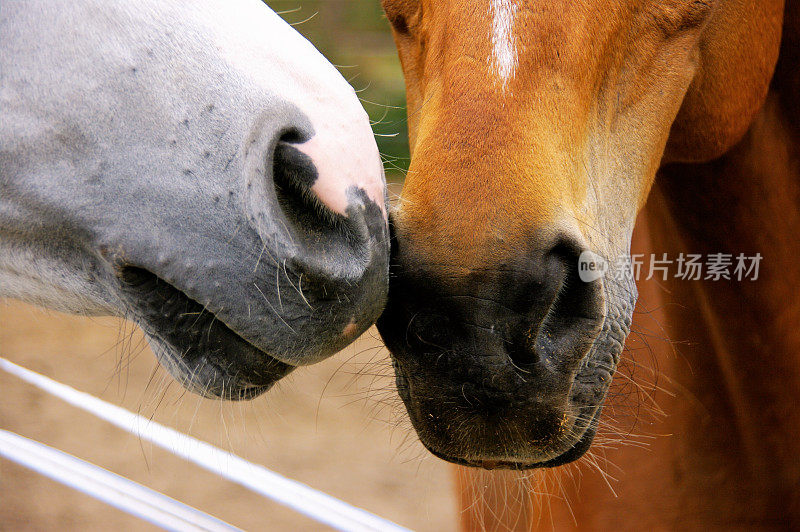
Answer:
[0, 0, 389, 399]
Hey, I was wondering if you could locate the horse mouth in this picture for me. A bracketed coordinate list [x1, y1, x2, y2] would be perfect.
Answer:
[391, 358, 603, 470]
[422, 409, 601, 470]
[118, 266, 293, 400]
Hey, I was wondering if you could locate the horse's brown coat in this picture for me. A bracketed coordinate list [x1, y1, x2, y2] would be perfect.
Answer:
[383, 0, 797, 528]
[386, 0, 783, 274]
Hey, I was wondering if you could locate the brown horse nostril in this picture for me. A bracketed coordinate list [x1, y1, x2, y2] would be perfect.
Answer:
[379, 234, 606, 377]
[506, 239, 606, 372]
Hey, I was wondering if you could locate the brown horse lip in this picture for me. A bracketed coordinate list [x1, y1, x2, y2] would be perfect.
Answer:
[389, 356, 600, 469]
[420, 406, 602, 470]
[425, 447, 542, 470]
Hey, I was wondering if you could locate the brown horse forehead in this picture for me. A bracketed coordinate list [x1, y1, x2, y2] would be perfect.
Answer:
[414, 0, 712, 37]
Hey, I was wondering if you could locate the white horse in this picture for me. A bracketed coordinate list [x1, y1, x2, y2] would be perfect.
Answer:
[0, 0, 389, 399]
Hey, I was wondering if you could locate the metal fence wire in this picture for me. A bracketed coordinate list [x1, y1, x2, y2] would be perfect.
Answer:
[0, 357, 412, 532]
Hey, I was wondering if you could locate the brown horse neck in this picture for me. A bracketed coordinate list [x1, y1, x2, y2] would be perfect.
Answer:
[645, 74, 800, 524]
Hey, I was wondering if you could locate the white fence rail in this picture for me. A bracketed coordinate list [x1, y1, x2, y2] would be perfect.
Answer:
[0, 357, 412, 532]
[0, 430, 240, 532]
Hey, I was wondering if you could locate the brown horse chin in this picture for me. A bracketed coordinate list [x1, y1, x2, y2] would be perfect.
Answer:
[411, 399, 603, 470]
[385, 331, 610, 470]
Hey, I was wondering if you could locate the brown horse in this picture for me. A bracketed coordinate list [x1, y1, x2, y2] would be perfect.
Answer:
[378, 0, 798, 529]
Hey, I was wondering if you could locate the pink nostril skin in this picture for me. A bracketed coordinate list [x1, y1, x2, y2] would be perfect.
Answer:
[294, 111, 387, 221]
[195, 0, 386, 219]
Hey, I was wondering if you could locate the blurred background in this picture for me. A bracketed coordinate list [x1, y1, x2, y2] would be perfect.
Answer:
[267, 0, 411, 182]
[0, 303, 457, 531]
[0, 2, 460, 531]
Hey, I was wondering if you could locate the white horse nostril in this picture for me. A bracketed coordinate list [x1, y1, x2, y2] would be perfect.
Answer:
[294, 118, 387, 221]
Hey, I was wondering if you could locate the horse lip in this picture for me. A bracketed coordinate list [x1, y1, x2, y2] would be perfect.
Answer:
[393, 359, 602, 470]
[116, 265, 294, 399]
[421, 442, 547, 471]
[422, 412, 600, 470]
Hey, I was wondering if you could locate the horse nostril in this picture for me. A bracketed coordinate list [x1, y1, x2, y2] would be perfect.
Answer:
[272, 131, 342, 234]
[506, 239, 606, 372]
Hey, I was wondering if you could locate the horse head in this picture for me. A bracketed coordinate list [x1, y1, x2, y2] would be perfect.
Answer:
[0, 0, 389, 399]
[378, 0, 783, 468]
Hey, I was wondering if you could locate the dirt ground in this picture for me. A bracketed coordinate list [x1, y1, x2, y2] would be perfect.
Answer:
[0, 299, 458, 531]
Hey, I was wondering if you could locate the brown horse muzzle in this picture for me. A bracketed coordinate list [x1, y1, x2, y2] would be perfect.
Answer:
[378, 226, 621, 468]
